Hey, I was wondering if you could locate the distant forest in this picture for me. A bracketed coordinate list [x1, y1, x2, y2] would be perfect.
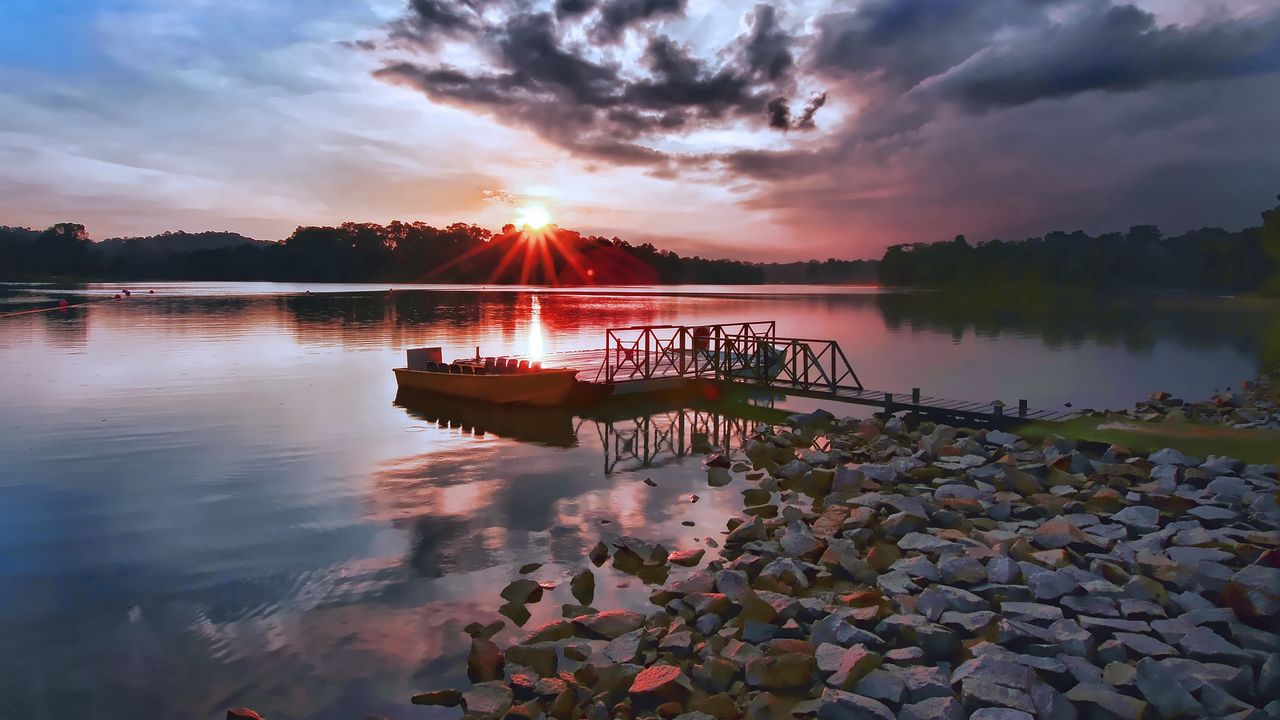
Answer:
[878, 196, 1280, 293]
[1, 196, 1276, 289]
[0, 222, 875, 285]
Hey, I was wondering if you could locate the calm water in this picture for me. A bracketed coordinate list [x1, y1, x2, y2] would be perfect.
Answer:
[0, 282, 1275, 720]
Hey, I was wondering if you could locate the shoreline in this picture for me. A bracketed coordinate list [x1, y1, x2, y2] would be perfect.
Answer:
[230, 373, 1279, 720]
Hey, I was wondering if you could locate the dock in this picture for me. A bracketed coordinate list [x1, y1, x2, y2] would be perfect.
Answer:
[520, 321, 1077, 426]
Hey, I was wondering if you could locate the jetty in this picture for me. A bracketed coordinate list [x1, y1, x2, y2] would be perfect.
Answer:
[519, 321, 1077, 426]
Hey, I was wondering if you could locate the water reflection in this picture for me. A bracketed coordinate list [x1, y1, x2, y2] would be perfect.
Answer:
[0, 282, 1275, 720]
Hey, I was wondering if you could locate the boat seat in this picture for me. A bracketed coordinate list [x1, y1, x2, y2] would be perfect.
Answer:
[518, 360, 530, 371]
[449, 364, 463, 374]
[461, 365, 475, 375]
[530, 361, 542, 370]
[484, 358, 496, 370]
[424, 361, 440, 372]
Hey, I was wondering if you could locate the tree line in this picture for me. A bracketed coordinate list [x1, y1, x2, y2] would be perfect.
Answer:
[877, 196, 1280, 293]
[2, 196, 1277, 289]
[0, 221, 876, 285]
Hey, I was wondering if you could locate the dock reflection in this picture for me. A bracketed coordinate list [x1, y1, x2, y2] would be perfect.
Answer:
[393, 390, 784, 474]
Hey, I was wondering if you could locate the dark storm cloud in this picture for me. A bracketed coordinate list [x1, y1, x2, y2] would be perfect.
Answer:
[594, 0, 687, 41]
[375, 1, 818, 167]
[927, 4, 1280, 109]
[743, 4, 794, 81]
[556, 0, 596, 18]
[812, 0, 1061, 89]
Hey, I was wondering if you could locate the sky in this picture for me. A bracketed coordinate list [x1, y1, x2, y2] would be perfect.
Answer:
[1, 0, 1278, 261]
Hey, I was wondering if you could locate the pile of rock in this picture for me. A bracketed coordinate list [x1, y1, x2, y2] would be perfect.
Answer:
[413, 410, 1279, 720]
[1087, 367, 1280, 429]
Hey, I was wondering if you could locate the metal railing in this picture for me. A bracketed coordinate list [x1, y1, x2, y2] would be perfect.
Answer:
[595, 321, 863, 395]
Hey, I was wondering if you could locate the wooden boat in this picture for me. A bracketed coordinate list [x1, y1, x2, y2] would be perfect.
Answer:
[394, 348, 579, 407]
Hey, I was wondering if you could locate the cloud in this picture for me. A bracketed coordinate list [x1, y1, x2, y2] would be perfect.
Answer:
[372, 1, 822, 170]
[594, 0, 687, 42]
[923, 4, 1280, 109]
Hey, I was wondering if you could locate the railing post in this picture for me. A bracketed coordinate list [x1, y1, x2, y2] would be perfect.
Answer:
[830, 345, 837, 394]
[1019, 399, 1028, 417]
[884, 392, 894, 413]
[912, 388, 920, 405]
[993, 402, 1003, 418]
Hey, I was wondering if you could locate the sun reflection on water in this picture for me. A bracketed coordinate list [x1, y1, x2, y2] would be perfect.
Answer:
[527, 295, 545, 360]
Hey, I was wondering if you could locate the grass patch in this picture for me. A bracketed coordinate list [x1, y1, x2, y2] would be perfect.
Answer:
[1015, 416, 1280, 466]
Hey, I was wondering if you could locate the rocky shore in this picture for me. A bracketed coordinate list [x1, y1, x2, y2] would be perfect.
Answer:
[387, 404, 1280, 720]
[1082, 366, 1279, 430]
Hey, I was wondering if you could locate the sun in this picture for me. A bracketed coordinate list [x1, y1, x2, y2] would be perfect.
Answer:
[515, 203, 552, 230]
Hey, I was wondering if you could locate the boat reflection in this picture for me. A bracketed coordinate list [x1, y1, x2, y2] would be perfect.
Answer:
[394, 388, 579, 447]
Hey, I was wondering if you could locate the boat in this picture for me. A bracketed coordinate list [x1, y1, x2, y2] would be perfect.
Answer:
[393, 347, 579, 407]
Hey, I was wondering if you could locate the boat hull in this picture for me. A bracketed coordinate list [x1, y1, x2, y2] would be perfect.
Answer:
[393, 367, 579, 407]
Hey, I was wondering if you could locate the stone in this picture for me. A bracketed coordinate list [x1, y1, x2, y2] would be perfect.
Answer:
[1135, 657, 1204, 719]
[227, 710, 264, 720]
[1001, 602, 1064, 624]
[816, 689, 894, 720]
[519, 562, 542, 574]
[502, 579, 545, 604]
[938, 555, 987, 586]
[897, 533, 962, 554]
[670, 549, 706, 567]
[1149, 448, 1200, 466]
[1027, 571, 1076, 601]
[825, 645, 882, 690]
[465, 620, 506, 640]
[570, 569, 595, 605]
[959, 678, 1035, 714]
[1113, 631, 1178, 659]
[951, 656, 1037, 693]
[589, 541, 609, 566]
[851, 668, 904, 705]
[507, 642, 558, 677]
[1223, 564, 1280, 625]
[468, 639, 505, 682]
[780, 520, 823, 557]
[629, 665, 693, 709]
[411, 689, 463, 707]
[573, 610, 646, 639]
[1064, 683, 1148, 720]
[898, 696, 964, 720]
[987, 555, 1022, 585]
[1179, 625, 1255, 665]
[970, 710, 1033, 720]
[1033, 516, 1089, 550]
[1111, 506, 1161, 534]
[461, 681, 515, 720]
[523, 619, 575, 644]
[746, 652, 817, 692]
[604, 629, 644, 664]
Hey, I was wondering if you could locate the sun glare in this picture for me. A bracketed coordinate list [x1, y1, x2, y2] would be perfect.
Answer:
[515, 203, 552, 230]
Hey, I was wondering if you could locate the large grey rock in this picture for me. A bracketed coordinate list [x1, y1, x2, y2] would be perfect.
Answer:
[959, 678, 1035, 714]
[1064, 683, 1148, 720]
[461, 682, 515, 720]
[1113, 631, 1178, 659]
[1179, 625, 1256, 665]
[1111, 506, 1160, 534]
[898, 696, 964, 720]
[816, 688, 894, 720]
[1136, 656, 1204, 719]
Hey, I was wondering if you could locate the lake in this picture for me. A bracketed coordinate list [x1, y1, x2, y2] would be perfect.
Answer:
[0, 282, 1274, 719]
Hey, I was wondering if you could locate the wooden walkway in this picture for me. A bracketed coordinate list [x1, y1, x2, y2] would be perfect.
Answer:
[521, 348, 1078, 423]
